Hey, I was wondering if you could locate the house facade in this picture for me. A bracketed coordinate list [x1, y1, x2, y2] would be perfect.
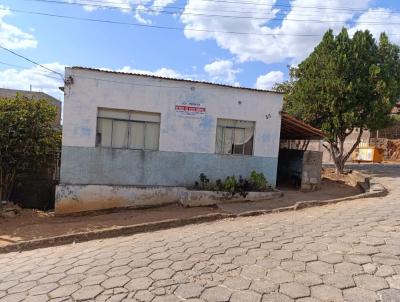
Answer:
[56, 67, 284, 213]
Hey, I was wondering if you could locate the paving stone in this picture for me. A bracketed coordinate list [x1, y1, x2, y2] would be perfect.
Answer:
[378, 288, 400, 302]
[363, 263, 377, 274]
[201, 286, 232, 302]
[267, 269, 294, 283]
[386, 275, 400, 289]
[334, 262, 363, 276]
[223, 277, 251, 290]
[353, 274, 389, 291]
[376, 265, 395, 277]
[294, 272, 322, 286]
[296, 298, 320, 302]
[311, 284, 343, 301]
[323, 273, 355, 289]
[7, 281, 37, 294]
[373, 254, 400, 266]
[241, 265, 267, 279]
[149, 268, 175, 280]
[230, 290, 261, 302]
[343, 287, 378, 302]
[0, 280, 18, 291]
[125, 277, 153, 291]
[39, 273, 66, 284]
[262, 292, 294, 302]
[72, 285, 103, 300]
[152, 294, 181, 302]
[318, 253, 343, 264]
[269, 250, 292, 260]
[49, 284, 80, 298]
[80, 274, 108, 286]
[345, 254, 372, 265]
[279, 282, 310, 299]
[250, 279, 278, 293]
[101, 276, 130, 289]
[0, 293, 27, 302]
[306, 261, 334, 275]
[134, 290, 155, 302]
[24, 295, 49, 302]
[28, 283, 58, 295]
[281, 260, 306, 272]
[293, 251, 317, 262]
[174, 283, 204, 299]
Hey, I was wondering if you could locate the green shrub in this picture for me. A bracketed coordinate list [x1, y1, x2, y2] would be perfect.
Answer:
[192, 171, 271, 197]
[249, 170, 269, 191]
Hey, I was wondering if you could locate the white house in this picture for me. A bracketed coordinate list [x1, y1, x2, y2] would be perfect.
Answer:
[56, 67, 284, 213]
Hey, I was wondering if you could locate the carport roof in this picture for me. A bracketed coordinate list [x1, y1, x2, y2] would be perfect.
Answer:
[281, 112, 324, 140]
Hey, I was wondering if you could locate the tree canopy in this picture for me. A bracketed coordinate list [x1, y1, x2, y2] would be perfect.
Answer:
[0, 94, 61, 201]
[277, 28, 400, 172]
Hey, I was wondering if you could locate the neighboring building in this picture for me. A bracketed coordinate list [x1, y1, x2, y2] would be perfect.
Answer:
[57, 67, 285, 213]
[0, 88, 62, 125]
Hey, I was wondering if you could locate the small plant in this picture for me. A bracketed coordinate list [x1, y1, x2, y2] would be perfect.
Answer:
[194, 173, 214, 190]
[223, 176, 237, 195]
[191, 171, 270, 197]
[249, 170, 269, 191]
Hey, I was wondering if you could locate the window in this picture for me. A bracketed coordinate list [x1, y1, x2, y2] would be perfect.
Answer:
[215, 119, 255, 155]
[96, 108, 160, 150]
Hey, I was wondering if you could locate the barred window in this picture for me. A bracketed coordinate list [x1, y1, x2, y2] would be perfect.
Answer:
[96, 108, 160, 150]
[215, 119, 255, 155]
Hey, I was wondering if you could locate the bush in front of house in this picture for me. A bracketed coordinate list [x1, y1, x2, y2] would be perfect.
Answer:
[192, 171, 272, 197]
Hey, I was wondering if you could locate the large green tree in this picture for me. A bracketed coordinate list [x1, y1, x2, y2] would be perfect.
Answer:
[0, 94, 61, 201]
[277, 28, 400, 173]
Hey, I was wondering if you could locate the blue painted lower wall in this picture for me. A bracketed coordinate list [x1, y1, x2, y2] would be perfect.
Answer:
[60, 146, 278, 187]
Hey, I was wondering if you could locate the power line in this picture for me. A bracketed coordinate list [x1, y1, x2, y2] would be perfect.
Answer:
[0, 61, 62, 80]
[0, 46, 64, 78]
[25, 0, 395, 13]
[4, 7, 400, 37]
[19, 0, 400, 24]
[22, 0, 400, 22]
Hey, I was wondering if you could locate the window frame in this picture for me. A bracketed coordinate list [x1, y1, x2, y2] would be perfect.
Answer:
[96, 109, 160, 151]
[215, 119, 255, 156]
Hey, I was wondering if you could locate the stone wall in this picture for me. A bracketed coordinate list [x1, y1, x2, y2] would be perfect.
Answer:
[301, 151, 323, 191]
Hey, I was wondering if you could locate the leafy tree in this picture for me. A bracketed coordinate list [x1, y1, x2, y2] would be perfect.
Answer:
[277, 28, 400, 173]
[0, 94, 61, 201]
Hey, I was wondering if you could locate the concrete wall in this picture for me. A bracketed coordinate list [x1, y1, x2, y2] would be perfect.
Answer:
[61, 146, 278, 187]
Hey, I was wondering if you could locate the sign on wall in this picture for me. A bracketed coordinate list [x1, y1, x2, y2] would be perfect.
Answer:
[175, 102, 206, 118]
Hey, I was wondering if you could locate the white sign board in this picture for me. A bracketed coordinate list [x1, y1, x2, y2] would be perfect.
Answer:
[175, 102, 206, 118]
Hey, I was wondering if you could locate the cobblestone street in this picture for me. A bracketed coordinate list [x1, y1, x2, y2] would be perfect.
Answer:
[0, 164, 399, 302]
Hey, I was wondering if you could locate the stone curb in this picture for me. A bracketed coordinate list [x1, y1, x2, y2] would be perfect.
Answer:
[0, 171, 387, 254]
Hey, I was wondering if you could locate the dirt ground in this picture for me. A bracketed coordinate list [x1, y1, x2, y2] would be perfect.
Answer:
[0, 170, 362, 247]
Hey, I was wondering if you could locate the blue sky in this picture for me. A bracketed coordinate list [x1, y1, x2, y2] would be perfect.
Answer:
[0, 0, 399, 100]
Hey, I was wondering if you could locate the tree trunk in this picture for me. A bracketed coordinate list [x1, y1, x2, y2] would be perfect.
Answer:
[0, 168, 16, 201]
[323, 129, 364, 174]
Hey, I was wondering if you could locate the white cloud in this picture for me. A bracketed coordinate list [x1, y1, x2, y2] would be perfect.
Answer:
[181, 0, 373, 64]
[255, 70, 284, 90]
[78, 0, 132, 12]
[204, 59, 240, 85]
[0, 6, 37, 49]
[349, 8, 400, 45]
[73, 0, 176, 24]
[0, 63, 64, 99]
